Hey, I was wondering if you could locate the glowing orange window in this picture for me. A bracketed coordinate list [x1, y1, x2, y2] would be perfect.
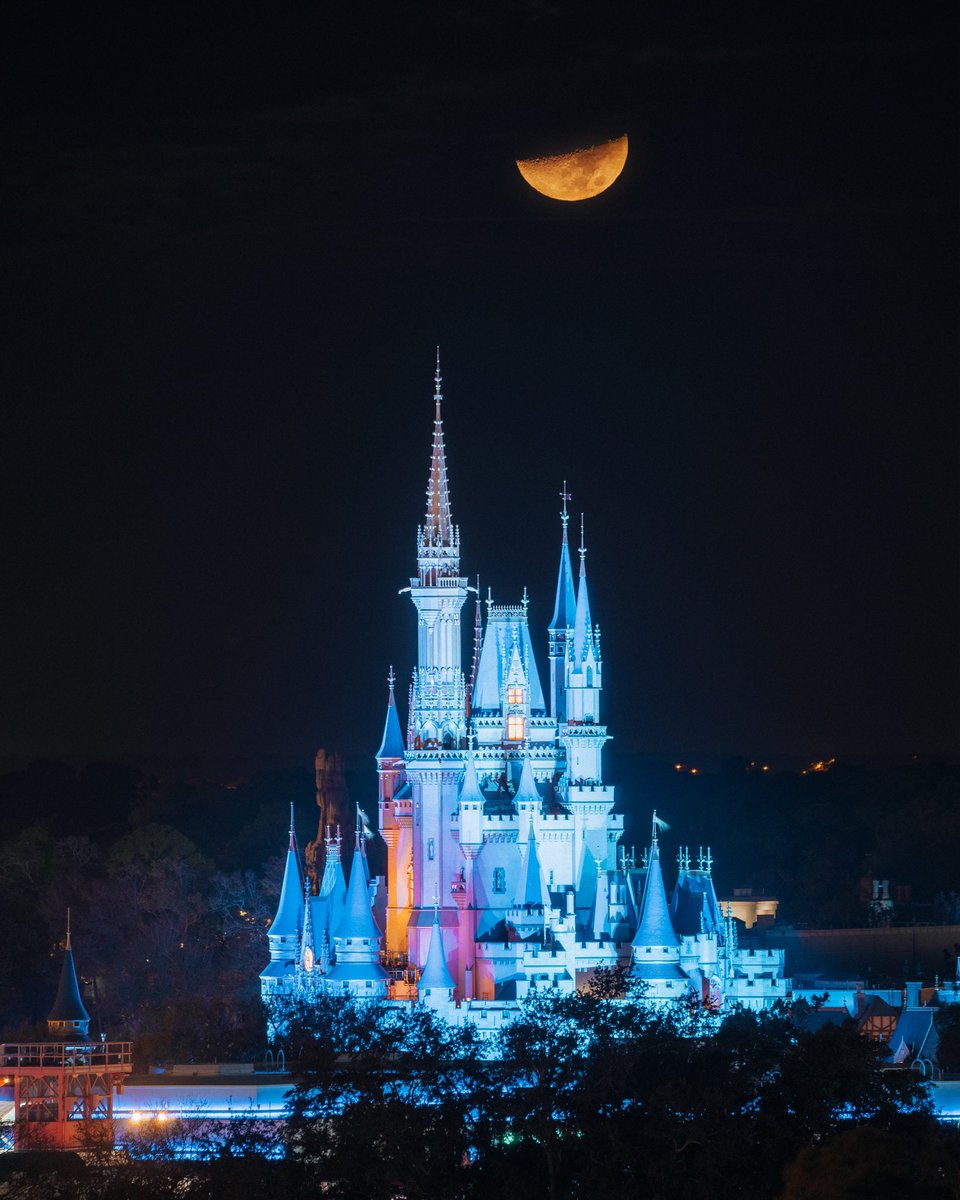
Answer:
[506, 715, 525, 741]
[507, 686, 524, 706]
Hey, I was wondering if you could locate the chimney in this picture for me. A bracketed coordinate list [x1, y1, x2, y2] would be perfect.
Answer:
[905, 980, 922, 1008]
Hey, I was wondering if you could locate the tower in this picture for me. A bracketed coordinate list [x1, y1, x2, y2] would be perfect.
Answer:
[256, 355, 790, 1023]
[2, 916, 132, 1149]
[376, 667, 413, 956]
[548, 484, 577, 724]
[404, 352, 470, 968]
[324, 831, 389, 998]
[260, 806, 304, 998]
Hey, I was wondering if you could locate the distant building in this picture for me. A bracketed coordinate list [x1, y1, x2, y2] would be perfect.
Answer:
[720, 889, 779, 930]
[260, 358, 789, 1025]
[1, 919, 131, 1148]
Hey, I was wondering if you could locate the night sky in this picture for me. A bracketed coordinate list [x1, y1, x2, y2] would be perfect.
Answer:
[2, 4, 956, 770]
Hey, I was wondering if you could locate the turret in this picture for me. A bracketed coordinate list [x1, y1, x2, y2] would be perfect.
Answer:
[572, 514, 597, 674]
[562, 515, 608, 785]
[376, 666, 406, 762]
[632, 815, 682, 990]
[458, 751, 485, 848]
[418, 905, 456, 1009]
[7, 913, 132, 1149]
[514, 753, 540, 821]
[515, 819, 549, 910]
[47, 911, 91, 1040]
[260, 807, 304, 998]
[325, 835, 389, 998]
[548, 484, 577, 722]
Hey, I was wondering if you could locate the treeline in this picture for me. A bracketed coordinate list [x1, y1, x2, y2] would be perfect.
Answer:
[5, 989, 959, 1200]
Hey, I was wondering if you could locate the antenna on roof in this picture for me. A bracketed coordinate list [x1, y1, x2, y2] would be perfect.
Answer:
[66, 907, 71, 951]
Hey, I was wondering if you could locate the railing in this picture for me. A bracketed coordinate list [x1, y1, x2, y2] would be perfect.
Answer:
[1, 1041, 133, 1070]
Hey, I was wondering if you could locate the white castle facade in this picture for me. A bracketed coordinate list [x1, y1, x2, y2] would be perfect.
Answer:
[261, 360, 788, 1027]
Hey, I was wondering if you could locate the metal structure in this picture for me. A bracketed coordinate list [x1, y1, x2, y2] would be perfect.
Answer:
[2, 916, 132, 1149]
[2, 1039, 132, 1149]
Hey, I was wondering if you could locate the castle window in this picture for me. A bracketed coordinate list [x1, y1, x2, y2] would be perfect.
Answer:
[506, 715, 524, 741]
[507, 686, 523, 706]
[428, 838, 435, 861]
[493, 867, 506, 894]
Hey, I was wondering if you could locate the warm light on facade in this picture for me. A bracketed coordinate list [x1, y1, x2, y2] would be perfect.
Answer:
[507, 686, 524, 705]
[506, 715, 524, 740]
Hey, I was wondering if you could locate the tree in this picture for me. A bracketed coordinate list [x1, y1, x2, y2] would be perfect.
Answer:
[779, 1117, 960, 1200]
[284, 993, 483, 1199]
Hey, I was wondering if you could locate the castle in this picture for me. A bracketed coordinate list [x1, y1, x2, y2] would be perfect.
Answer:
[261, 359, 787, 1026]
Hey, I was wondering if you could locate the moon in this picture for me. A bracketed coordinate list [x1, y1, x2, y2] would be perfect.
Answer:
[516, 135, 628, 202]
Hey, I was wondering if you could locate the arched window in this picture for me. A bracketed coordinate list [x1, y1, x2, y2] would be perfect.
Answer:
[493, 867, 506, 894]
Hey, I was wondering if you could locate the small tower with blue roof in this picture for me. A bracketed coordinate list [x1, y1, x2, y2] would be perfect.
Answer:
[324, 823, 389, 999]
[548, 484, 577, 723]
[5, 914, 132, 1148]
[418, 901, 456, 1013]
[631, 815, 685, 1000]
[260, 806, 304, 998]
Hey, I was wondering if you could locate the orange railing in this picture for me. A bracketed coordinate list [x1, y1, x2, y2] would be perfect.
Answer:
[1, 1042, 132, 1070]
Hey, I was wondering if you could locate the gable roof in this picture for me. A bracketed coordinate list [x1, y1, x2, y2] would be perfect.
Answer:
[472, 608, 546, 713]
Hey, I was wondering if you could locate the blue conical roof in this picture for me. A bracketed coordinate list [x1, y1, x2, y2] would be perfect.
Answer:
[270, 824, 304, 940]
[48, 936, 90, 1027]
[458, 753, 486, 805]
[549, 525, 577, 631]
[573, 550, 594, 666]
[514, 756, 540, 807]
[516, 821, 549, 908]
[375, 676, 406, 760]
[334, 844, 381, 941]
[419, 915, 455, 992]
[632, 843, 678, 949]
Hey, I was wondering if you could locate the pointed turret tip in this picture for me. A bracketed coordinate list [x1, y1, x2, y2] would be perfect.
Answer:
[560, 482, 571, 533]
[65, 906, 71, 950]
[387, 664, 396, 697]
[579, 512, 587, 561]
[434, 346, 442, 394]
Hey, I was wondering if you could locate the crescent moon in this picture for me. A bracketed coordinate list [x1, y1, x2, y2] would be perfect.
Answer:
[516, 135, 628, 202]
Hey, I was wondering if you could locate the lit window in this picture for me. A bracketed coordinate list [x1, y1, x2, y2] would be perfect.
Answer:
[507, 686, 523, 706]
[506, 715, 524, 741]
[493, 867, 506, 894]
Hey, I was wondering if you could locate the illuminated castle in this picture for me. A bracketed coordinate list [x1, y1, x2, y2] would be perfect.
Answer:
[261, 359, 787, 1025]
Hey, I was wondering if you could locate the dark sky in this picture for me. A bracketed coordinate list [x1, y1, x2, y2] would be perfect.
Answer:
[2, 4, 956, 769]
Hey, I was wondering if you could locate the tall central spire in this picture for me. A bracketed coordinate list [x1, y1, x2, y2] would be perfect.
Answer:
[424, 347, 453, 548]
